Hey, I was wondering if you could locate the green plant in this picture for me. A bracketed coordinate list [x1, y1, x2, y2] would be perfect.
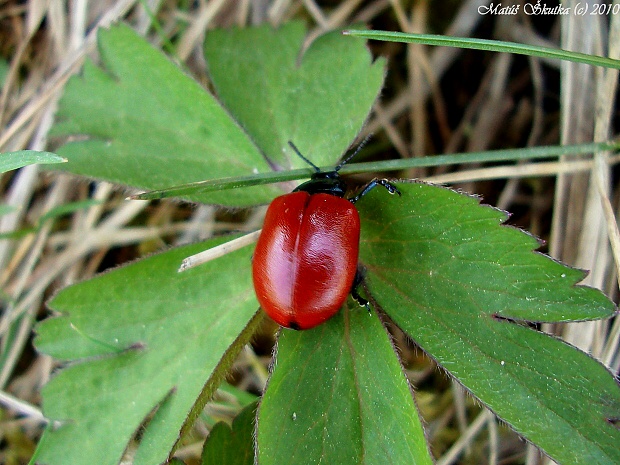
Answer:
[29, 22, 619, 465]
[0, 151, 65, 174]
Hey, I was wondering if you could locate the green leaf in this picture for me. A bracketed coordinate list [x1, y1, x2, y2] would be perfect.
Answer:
[357, 181, 620, 465]
[201, 401, 257, 465]
[32, 238, 261, 465]
[49, 24, 277, 207]
[257, 303, 433, 465]
[0, 150, 65, 173]
[49, 23, 384, 207]
[344, 30, 620, 70]
[204, 22, 385, 170]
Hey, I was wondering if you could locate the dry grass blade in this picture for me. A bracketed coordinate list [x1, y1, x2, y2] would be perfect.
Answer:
[178, 230, 262, 272]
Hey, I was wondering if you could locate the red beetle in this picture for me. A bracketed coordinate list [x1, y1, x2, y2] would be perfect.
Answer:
[252, 142, 400, 330]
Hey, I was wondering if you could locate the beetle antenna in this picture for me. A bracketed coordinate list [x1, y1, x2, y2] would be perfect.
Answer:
[335, 134, 373, 172]
[288, 141, 320, 172]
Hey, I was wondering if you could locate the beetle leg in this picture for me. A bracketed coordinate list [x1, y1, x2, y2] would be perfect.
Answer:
[351, 266, 371, 312]
[348, 178, 401, 204]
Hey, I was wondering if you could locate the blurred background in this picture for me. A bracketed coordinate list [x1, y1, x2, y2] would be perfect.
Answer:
[0, 1, 618, 464]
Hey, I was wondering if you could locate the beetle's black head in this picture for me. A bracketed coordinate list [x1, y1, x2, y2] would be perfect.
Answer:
[293, 170, 347, 198]
[287, 141, 348, 197]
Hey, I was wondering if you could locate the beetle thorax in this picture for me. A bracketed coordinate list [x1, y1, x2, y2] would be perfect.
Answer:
[293, 171, 347, 197]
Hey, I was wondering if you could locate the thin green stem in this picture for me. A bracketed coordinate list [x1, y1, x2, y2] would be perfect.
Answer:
[343, 30, 620, 70]
[130, 141, 618, 200]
